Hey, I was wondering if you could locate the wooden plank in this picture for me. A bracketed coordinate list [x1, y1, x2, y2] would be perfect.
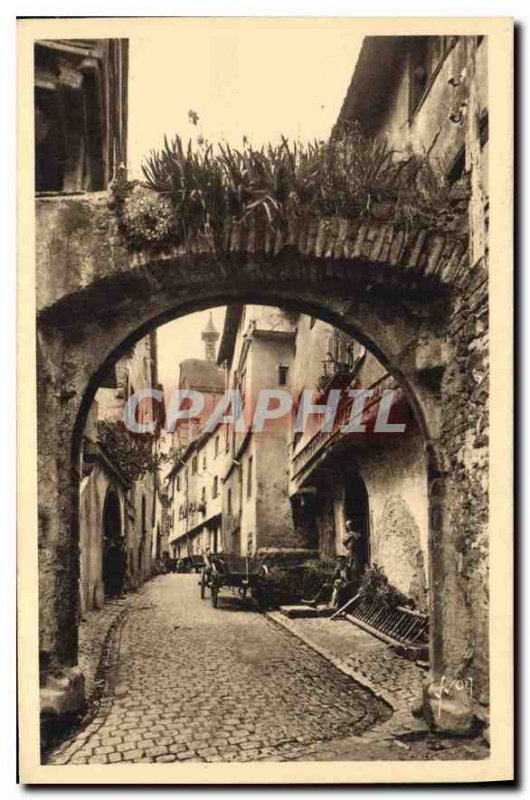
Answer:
[304, 218, 320, 257]
[344, 613, 404, 648]
[406, 229, 428, 269]
[388, 229, 406, 266]
[423, 235, 445, 276]
[352, 222, 368, 259]
[378, 224, 395, 263]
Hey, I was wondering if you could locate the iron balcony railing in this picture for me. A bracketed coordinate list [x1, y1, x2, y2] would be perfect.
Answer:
[291, 373, 401, 481]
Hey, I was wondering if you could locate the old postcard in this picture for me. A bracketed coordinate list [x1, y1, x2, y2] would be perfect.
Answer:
[18, 16, 513, 783]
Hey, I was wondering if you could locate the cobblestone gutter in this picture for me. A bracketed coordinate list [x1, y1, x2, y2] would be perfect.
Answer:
[41, 593, 133, 755]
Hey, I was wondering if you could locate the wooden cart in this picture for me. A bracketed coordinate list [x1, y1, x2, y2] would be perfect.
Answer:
[200, 553, 269, 608]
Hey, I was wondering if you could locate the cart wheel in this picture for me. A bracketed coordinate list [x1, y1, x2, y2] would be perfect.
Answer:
[200, 570, 207, 599]
[211, 584, 218, 608]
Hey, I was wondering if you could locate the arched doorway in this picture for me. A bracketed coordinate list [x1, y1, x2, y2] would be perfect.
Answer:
[102, 488, 125, 599]
[344, 473, 370, 572]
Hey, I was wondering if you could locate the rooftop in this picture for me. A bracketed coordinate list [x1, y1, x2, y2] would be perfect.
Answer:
[179, 358, 225, 393]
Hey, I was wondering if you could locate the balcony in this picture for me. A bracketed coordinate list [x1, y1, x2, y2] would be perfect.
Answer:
[291, 373, 404, 482]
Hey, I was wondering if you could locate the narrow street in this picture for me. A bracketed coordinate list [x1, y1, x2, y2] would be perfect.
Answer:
[46, 574, 391, 764]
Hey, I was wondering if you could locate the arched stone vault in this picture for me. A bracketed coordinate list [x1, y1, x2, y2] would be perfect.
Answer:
[37, 191, 487, 733]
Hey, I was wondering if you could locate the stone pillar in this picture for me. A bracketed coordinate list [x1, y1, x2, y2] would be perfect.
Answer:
[420, 286, 489, 734]
[37, 326, 85, 724]
[422, 40, 489, 735]
[422, 469, 476, 734]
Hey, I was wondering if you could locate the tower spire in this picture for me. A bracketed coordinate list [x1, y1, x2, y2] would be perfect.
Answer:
[201, 312, 219, 362]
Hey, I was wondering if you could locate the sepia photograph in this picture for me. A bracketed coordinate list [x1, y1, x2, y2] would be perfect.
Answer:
[17, 16, 513, 784]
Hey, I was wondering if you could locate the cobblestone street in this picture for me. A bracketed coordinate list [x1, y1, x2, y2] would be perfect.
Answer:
[45, 574, 489, 765]
[46, 574, 392, 765]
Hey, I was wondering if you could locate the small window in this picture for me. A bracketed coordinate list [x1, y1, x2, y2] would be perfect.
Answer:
[409, 36, 456, 117]
[192, 456, 198, 475]
[213, 476, 219, 498]
[176, 474, 181, 492]
[227, 488, 232, 515]
[278, 364, 289, 386]
[215, 436, 219, 458]
[247, 456, 253, 499]
[203, 454, 207, 470]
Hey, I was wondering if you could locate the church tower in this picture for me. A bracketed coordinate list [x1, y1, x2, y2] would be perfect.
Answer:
[201, 312, 219, 363]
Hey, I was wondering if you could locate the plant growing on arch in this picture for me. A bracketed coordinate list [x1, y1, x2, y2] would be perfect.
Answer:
[114, 120, 469, 252]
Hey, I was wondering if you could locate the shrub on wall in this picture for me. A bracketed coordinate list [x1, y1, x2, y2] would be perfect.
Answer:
[112, 121, 469, 252]
[96, 420, 160, 483]
[358, 563, 415, 611]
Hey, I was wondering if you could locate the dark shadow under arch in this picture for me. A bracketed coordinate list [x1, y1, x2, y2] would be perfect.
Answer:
[344, 472, 370, 571]
[102, 487, 124, 598]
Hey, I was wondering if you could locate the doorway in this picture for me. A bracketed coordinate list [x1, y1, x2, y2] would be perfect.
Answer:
[102, 488, 125, 598]
[344, 473, 370, 570]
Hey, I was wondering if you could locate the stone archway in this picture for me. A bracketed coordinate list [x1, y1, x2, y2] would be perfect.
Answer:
[36, 193, 486, 733]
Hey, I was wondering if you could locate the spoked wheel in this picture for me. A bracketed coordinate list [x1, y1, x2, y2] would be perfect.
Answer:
[211, 583, 219, 608]
[200, 569, 208, 599]
[252, 565, 270, 607]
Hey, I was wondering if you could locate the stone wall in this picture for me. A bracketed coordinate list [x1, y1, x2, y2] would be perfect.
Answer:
[358, 424, 429, 612]
[316, 480, 338, 557]
[127, 473, 157, 589]
[79, 465, 114, 615]
[438, 258, 489, 703]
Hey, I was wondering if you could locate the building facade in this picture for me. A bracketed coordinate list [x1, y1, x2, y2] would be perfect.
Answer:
[338, 35, 490, 712]
[170, 313, 225, 453]
[167, 428, 224, 558]
[166, 315, 225, 558]
[78, 332, 162, 614]
[169, 301, 428, 616]
[34, 38, 165, 621]
[34, 38, 128, 193]
[288, 316, 429, 611]
[217, 306, 301, 557]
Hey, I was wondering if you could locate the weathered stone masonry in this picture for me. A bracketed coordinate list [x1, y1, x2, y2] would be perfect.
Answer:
[437, 259, 489, 706]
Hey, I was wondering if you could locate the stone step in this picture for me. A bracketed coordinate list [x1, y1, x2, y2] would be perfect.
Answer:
[278, 604, 333, 619]
[278, 604, 319, 619]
